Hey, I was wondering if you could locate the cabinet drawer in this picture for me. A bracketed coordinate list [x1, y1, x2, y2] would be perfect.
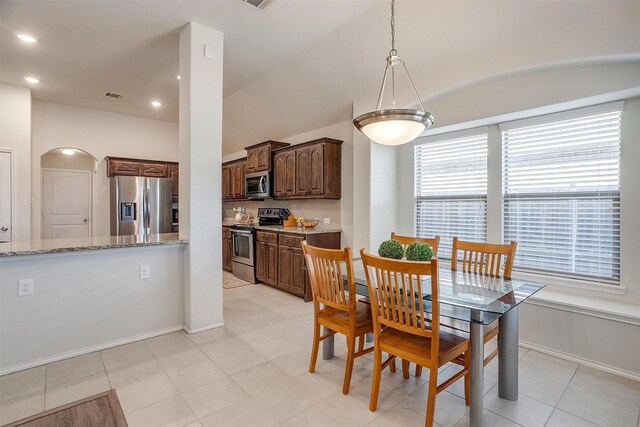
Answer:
[257, 231, 278, 243]
[140, 162, 169, 177]
[279, 234, 304, 248]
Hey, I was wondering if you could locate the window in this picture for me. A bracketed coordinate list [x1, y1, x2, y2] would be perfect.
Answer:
[501, 103, 622, 283]
[414, 129, 488, 258]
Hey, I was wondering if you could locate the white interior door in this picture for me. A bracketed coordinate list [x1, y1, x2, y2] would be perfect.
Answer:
[42, 169, 91, 239]
[0, 152, 12, 242]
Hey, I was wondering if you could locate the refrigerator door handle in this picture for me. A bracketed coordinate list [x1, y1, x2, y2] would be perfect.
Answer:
[144, 181, 151, 233]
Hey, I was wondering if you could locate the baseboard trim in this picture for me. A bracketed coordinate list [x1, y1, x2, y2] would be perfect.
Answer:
[183, 321, 225, 334]
[519, 340, 640, 382]
[0, 325, 184, 376]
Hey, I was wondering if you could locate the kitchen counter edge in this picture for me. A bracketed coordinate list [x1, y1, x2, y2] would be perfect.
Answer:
[0, 233, 187, 257]
[222, 220, 341, 235]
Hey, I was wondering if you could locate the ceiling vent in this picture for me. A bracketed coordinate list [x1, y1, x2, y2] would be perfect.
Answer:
[239, 0, 275, 10]
[103, 91, 126, 100]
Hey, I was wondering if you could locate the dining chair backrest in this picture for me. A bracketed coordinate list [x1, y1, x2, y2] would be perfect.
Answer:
[360, 250, 440, 359]
[302, 242, 356, 312]
[451, 237, 517, 279]
[390, 232, 441, 256]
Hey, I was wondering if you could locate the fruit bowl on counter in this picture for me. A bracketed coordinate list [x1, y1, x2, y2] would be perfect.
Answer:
[301, 218, 321, 228]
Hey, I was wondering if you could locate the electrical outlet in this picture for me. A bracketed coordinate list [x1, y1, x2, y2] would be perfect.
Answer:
[324, 218, 330, 224]
[140, 265, 151, 279]
[18, 279, 33, 296]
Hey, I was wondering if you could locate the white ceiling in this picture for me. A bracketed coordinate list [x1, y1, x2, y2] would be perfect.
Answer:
[0, 0, 381, 122]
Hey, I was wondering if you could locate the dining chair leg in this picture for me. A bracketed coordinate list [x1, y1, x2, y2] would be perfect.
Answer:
[415, 365, 423, 377]
[463, 351, 470, 406]
[342, 333, 357, 394]
[309, 319, 321, 373]
[389, 354, 396, 373]
[425, 367, 438, 427]
[358, 334, 365, 353]
[370, 346, 383, 411]
[402, 359, 410, 379]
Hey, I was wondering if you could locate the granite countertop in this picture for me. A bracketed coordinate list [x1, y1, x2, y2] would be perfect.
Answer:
[222, 218, 341, 235]
[254, 224, 342, 235]
[0, 233, 187, 257]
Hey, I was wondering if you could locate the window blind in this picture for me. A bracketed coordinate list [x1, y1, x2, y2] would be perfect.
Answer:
[415, 129, 488, 258]
[501, 103, 622, 283]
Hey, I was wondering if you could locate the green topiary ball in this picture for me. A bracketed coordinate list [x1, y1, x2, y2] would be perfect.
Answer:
[405, 242, 433, 261]
[378, 239, 405, 259]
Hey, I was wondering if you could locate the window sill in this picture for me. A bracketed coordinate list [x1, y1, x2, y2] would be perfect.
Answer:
[512, 270, 625, 295]
[524, 288, 640, 326]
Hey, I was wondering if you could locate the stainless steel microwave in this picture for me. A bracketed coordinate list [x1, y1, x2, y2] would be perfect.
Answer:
[245, 171, 270, 199]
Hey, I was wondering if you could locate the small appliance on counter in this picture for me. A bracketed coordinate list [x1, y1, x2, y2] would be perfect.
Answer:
[233, 206, 245, 221]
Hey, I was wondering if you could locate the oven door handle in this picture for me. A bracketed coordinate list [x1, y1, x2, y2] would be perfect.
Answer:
[231, 228, 253, 234]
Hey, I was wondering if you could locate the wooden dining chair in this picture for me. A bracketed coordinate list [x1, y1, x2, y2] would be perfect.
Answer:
[302, 242, 374, 395]
[390, 232, 441, 256]
[450, 237, 517, 365]
[360, 251, 470, 427]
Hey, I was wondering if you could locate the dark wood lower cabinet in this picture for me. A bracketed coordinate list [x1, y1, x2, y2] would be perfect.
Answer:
[256, 240, 278, 286]
[255, 230, 341, 301]
[222, 227, 233, 272]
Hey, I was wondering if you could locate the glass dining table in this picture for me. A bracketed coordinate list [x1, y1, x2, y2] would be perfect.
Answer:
[327, 259, 545, 427]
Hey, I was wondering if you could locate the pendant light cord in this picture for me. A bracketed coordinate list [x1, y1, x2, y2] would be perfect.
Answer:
[390, 0, 396, 55]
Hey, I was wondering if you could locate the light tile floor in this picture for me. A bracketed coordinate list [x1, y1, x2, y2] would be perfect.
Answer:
[1, 273, 640, 426]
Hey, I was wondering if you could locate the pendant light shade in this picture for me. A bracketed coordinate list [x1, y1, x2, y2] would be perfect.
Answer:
[354, 0, 434, 146]
[354, 109, 434, 146]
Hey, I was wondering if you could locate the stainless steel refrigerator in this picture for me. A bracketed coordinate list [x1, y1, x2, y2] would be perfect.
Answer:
[110, 176, 173, 236]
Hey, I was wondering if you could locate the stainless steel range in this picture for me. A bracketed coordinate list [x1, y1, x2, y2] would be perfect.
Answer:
[230, 208, 292, 284]
[230, 224, 256, 283]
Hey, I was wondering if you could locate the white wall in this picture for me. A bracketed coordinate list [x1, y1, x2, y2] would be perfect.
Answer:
[31, 101, 179, 237]
[0, 245, 185, 374]
[0, 84, 32, 242]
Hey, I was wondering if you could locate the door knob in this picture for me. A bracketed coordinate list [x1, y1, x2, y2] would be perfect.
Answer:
[0, 226, 8, 232]
[83, 219, 88, 223]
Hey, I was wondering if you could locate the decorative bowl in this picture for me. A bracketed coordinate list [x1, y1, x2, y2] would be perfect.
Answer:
[302, 218, 321, 228]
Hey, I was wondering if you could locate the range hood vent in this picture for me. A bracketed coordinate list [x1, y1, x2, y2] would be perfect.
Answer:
[239, 0, 275, 10]
[104, 91, 126, 100]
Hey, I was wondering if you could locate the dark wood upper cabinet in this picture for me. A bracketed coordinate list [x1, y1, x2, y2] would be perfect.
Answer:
[140, 162, 168, 177]
[273, 154, 285, 197]
[106, 158, 140, 176]
[295, 148, 310, 195]
[308, 143, 324, 196]
[284, 151, 296, 197]
[272, 138, 342, 200]
[222, 158, 247, 201]
[244, 141, 290, 173]
[168, 163, 179, 201]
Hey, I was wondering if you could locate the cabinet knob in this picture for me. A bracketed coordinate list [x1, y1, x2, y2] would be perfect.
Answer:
[0, 226, 8, 232]
[83, 219, 88, 223]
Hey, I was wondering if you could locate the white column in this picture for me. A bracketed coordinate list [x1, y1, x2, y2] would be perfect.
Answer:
[179, 22, 224, 332]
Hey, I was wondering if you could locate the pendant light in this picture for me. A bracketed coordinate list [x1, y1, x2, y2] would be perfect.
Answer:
[353, 0, 434, 146]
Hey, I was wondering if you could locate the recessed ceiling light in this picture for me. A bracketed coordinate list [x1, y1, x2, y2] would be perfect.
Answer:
[17, 34, 37, 43]
[23, 76, 39, 84]
[176, 75, 181, 80]
[151, 101, 162, 108]
[61, 148, 75, 156]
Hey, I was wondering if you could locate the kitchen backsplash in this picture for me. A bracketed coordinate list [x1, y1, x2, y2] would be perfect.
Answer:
[223, 199, 341, 225]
